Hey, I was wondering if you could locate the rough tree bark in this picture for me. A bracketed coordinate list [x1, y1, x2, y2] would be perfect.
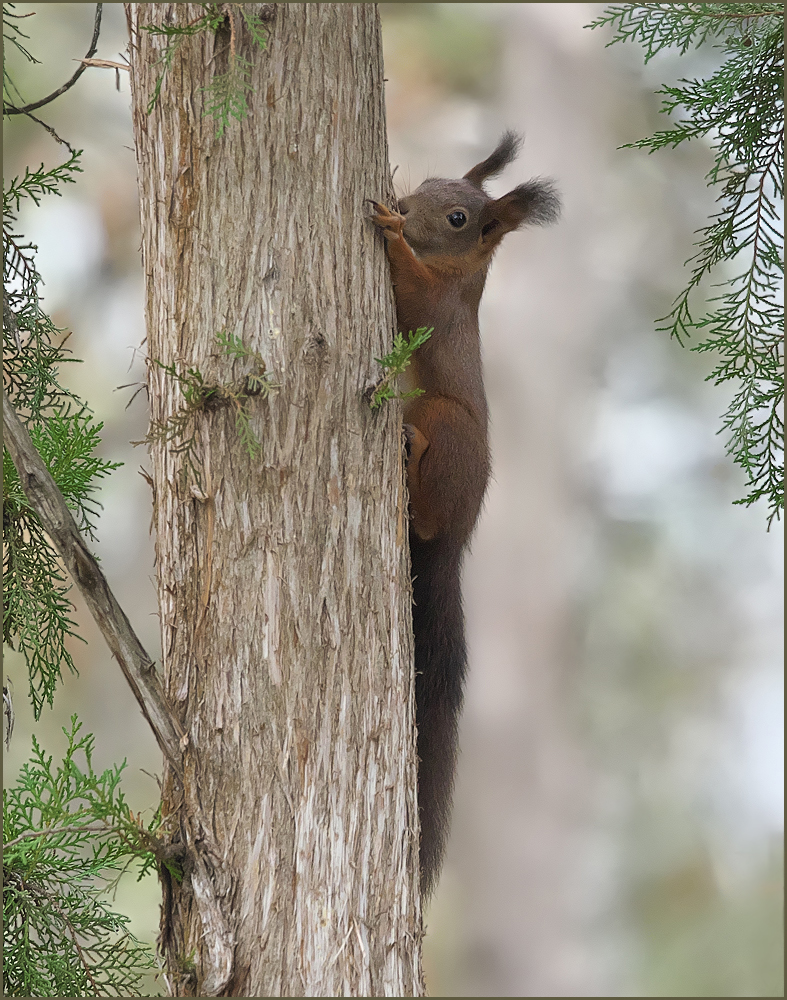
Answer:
[126, 4, 423, 996]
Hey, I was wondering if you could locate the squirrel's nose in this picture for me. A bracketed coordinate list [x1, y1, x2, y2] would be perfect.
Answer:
[397, 198, 410, 216]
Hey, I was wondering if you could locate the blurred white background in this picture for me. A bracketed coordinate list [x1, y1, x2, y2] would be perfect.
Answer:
[4, 4, 783, 996]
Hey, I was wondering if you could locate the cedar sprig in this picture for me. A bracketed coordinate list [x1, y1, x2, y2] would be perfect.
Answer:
[587, 3, 784, 525]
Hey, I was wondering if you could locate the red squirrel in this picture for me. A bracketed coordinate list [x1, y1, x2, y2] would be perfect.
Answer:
[371, 132, 560, 897]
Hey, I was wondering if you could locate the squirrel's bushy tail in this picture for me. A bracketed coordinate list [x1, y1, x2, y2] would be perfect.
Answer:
[410, 535, 467, 899]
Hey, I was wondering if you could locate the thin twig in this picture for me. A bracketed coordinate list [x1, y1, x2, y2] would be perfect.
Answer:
[3, 683, 14, 749]
[76, 57, 129, 92]
[704, 9, 781, 18]
[3, 233, 38, 300]
[3, 290, 23, 350]
[2, 390, 185, 777]
[76, 57, 129, 71]
[20, 112, 76, 153]
[37, 884, 102, 994]
[4, 4, 103, 115]
[5, 822, 112, 850]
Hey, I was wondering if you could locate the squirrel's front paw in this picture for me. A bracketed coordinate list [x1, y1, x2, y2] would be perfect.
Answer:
[368, 200, 405, 241]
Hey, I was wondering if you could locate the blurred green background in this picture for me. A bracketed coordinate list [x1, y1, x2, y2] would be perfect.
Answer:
[3, 4, 783, 996]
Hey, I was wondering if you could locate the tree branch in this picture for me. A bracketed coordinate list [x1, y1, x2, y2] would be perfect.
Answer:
[2, 390, 184, 777]
[4, 4, 103, 116]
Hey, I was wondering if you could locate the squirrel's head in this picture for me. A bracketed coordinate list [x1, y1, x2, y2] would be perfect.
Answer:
[396, 131, 559, 273]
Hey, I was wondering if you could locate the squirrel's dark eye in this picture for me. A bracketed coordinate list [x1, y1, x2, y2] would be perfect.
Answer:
[447, 211, 467, 229]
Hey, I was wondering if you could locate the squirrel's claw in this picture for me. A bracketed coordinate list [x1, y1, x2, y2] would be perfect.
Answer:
[368, 199, 405, 241]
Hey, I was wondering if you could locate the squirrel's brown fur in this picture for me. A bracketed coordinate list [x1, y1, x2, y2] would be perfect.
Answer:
[371, 132, 560, 897]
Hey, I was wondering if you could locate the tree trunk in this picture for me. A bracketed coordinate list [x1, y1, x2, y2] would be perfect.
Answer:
[126, 4, 423, 996]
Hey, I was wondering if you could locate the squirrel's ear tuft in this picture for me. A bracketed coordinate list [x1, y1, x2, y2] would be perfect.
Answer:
[479, 179, 561, 244]
[510, 179, 561, 227]
[464, 131, 523, 188]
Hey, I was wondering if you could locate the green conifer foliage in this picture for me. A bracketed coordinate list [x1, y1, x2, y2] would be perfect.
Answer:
[3, 719, 161, 997]
[3, 6, 160, 994]
[588, 4, 784, 525]
[3, 137, 119, 714]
